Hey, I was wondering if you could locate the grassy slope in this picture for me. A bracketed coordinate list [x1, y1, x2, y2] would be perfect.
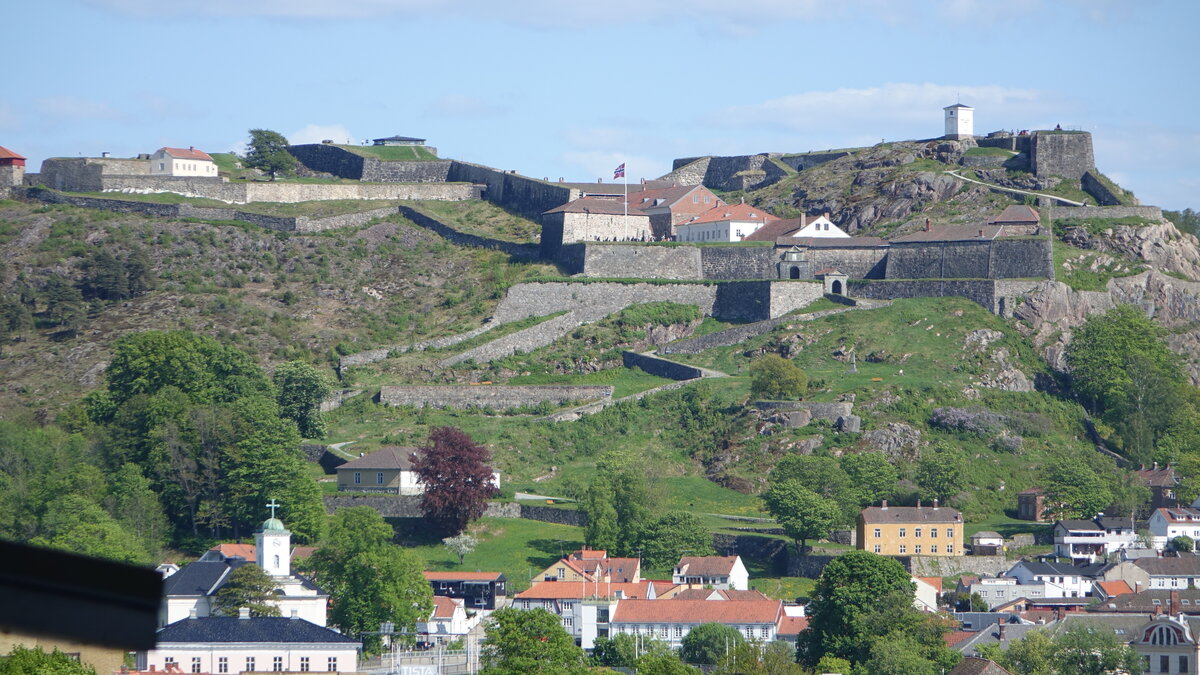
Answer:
[338, 145, 440, 161]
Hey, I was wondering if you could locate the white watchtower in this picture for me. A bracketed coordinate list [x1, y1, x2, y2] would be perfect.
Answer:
[255, 499, 291, 578]
[944, 103, 974, 139]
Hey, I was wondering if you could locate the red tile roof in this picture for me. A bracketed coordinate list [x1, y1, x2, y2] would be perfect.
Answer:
[1096, 580, 1134, 597]
[776, 615, 809, 636]
[917, 576, 944, 594]
[859, 505, 962, 524]
[423, 571, 504, 581]
[431, 596, 460, 619]
[159, 146, 214, 161]
[0, 146, 26, 161]
[685, 203, 778, 226]
[210, 543, 256, 562]
[671, 589, 771, 601]
[944, 630, 975, 647]
[1138, 465, 1179, 488]
[612, 599, 781, 624]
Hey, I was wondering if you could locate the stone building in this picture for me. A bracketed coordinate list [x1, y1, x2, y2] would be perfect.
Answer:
[149, 147, 217, 177]
[857, 500, 964, 557]
[0, 145, 26, 190]
[541, 196, 653, 243]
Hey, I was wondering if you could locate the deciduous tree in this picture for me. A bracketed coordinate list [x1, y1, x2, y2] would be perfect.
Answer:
[639, 512, 714, 570]
[480, 608, 588, 674]
[273, 361, 333, 439]
[442, 533, 477, 565]
[212, 564, 281, 617]
[840, 452, 898, 506]
[0, 645, 97, 675]
[762, 480, 840, 553]
[680, 623, 744, 666]
[412, 426, 496, 536]
[915, 443, 967, 503]
[749, 354, 808, 400]
[1043, 461, 1113, 520]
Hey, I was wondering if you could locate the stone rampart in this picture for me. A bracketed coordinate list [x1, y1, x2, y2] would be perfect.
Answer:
[396, 206, 538, 259]
[447, 161, 578, 218]
[704, 154, 790, 191]
[661, 157, 710, 186]
[622, 351, 706, 380]
[438, 311, 583, 366]
[713, 282, 774, 322]
[324, 494, 520, 518]
[287, 144, 367, 179]
[990, 238, 1054, 279]
[1052, 205, 1162, 221]
[491, 282, 719, 325]
[362, 160, 453, 183]
[787, 554, 840, 579]
[377, 384, 613, 409]
[777, 151, 851, 171]
[1080, 170, 1124, 206]
[769, 282, 826, 317]
[38, 158, 150, 191]
[319, 389, 366, 413]
[700, 247, 776, 280]
[519, 505, 587, 527]
[579, 244, 702, 280]
[1031, 131, 1094, 179]
[336, 325, 492, 375]
[798, 245, 889, 280]
[850, 279, 997, 311]
[885, 238, 1051, 280]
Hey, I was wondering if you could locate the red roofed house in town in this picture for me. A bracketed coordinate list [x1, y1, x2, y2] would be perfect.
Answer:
[515, 580, 666, 648]
[150, 146, 217, 178]
[538, 548, 641, 585]
[675, 202, 779, 243]
[416, 596, 478, 646]
[0, 145, 26, 188]
[611, 598, 783, 648]
[672, 556, 749, 590]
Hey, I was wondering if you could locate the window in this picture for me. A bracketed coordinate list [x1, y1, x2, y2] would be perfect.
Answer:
[327, 657, 337, 672]
[899, 528, 907, 537]
[947, 545, 954, 554]
[675, 626, 683, 638]
[915, 545, 922, 554]
[300, 657, 310, 672]
[704, 195, 710, 203]
[521, 600, 531, 609]
[874, 528, 881, 538]
[218, 657, 229, 673]
[354, 472, 361, 484]
[159, 163, 165, 171]
[693, 194, 699, 203]
[377, 472, 385, 484]
[874, 545, 881, 553]
[899, 545, 907, 554]
[916, 528, 922, 538]
[931, 528, 938, 538]
[564, 617, 573, 629]
[760, 626, 770, 638]
[192, 657, 202, 673]
[1182, 655, 1190, 672]
[166, 658, 176, 665]
[1161, 655, 1170, 672]
[246, 657, 256, 672]
[947, 528, 954, 538]
[557, 568, 564, 580]
[930, 545, 938, 553]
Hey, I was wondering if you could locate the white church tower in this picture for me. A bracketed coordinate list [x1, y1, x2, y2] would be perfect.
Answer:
[255, 499, 291, 578]
[944, 103, 974, 139]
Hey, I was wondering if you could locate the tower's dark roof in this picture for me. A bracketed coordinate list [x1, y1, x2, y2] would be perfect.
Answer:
[157, 617, 359, 644]
[163, 559, 244, 597]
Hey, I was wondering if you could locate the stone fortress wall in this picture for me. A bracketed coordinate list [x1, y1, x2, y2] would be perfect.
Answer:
[377, 384, 613, 410]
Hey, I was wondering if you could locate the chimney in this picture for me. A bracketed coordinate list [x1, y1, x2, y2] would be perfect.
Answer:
[189, 608, 197, 619]
[823, 211, 830, 219]
[559, 177, 563, 182]
[979, 229, 985, 238]
[189, 146, 194, 151]
[101, 151, 110, 158]
[801, 213, 807, 228]
[998, 624, 1006, 641]
[598, 178, 603, 183]
[917, 499, 922, 509]
[933, 499, 940, 510]
[291, 609, 300, 619]
[238, 607, 250, 619]
[925, 217, 931, 231]
[881, 500, 888, 510]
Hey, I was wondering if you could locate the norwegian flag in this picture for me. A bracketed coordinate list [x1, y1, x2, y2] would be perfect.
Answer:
[613, 162, 625, 179]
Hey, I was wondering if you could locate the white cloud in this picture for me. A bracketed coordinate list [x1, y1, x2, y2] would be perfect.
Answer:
[288, 124, 357, 145]
[35, 96, 124, 122]
[707, 83, 1072, 139]
[425, 94, 506, 119]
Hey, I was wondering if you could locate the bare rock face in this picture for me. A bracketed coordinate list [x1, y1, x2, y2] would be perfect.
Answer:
[1012, 280, 1114, 371]
[962, 330, 1033, 392]
[644, 320, 701, 346]
[1068, 221, 1200, 281]
[861, 422, 922, 461]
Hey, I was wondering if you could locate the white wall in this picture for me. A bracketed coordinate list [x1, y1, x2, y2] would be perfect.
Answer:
[141, 643, 358, 673]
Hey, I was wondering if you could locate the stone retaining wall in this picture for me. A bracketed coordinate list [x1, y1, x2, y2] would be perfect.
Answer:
[323, 494, 521, 518]
[520, 505, 587, 527]
[438, 312, 583, 366]
[1030, 131, 1094, 180]
[907, 554, 1011, 577]
[377, 384, 613, 409]
[1053, 204, 1163, 221]
[622, 351, 706, 380]
[396, 206, 538, 260]
[578, 245, 702, 280]
[447, 161, 578, 218]
[319, 389, 365, 413]
[700, 247, 776, 280]
[752, 400, 852, 421]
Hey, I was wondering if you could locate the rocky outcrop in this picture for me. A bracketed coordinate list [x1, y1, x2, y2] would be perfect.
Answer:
[861, 422, 922, 461]
[1063, 221, 1200, 282]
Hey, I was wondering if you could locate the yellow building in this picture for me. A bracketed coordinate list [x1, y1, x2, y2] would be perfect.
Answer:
[856, 500, 964, 557]
[537, 548, 641, 584]
[0, 631, 128, 674]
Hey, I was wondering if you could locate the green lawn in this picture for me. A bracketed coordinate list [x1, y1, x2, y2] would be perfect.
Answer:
[751, 577, 815, 601]
[340, 144, 440, 161]
[400, 516, 584, 593]
[964, 147, 1017, 157]
[507, 366, 675, 399]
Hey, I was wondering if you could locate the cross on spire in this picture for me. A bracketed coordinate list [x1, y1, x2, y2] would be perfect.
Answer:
[266, 499, 281, 518]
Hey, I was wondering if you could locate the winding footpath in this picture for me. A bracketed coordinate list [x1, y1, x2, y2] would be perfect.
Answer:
[944, 169, 1085, 207]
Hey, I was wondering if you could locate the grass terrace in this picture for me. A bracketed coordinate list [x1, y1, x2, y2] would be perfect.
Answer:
[964, 147, 1018, 157]
[339, 144, 441, 161]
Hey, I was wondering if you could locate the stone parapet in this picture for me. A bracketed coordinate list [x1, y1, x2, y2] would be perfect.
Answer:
[377, 384, 613, 410]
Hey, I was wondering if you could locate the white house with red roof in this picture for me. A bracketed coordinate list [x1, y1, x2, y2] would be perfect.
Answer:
[1149, 507, 1200, 551]
[674, 203, 778, 243]
[514, 580, 669, 648]
[610, 598, 783, 648]
[416, 596, 477, 646]
[150, 146, 217, 177]
[671, 556, 748, 591]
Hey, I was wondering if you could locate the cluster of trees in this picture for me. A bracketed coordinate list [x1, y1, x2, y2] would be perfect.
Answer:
[0, 245, 156, 341]
[976, 625, 1143, 674]
[580, 452, 713, 569]
[761, 453, 898, 552]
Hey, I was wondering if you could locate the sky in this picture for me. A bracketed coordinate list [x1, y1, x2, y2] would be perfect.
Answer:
[2, 0, 1197, 209]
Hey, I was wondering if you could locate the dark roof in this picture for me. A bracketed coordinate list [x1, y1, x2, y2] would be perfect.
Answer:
[891, 225, 1009, 243]
[945, 103, 973, 109]
[1134, 554, 1200, 576]
[1096, 516, 1134, 530]
[859, 505, 962, 524]
[1056, 519, 1101, 531]
[338, 446, 416, 471]
[1089, 589, 1200, 613]
[742, 218, 807, 241]
[373, 135, 425, 143]
[157, 617, 359, 644]
[1138, 465, 1179, 487]
[989, 205, 1040, 224]
[543, 195, 636, 216]
[163, 560, 242, 597]
[1013, 560, 1112, 578]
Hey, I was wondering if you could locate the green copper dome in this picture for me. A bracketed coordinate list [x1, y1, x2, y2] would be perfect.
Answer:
[261, 517, 288, 532]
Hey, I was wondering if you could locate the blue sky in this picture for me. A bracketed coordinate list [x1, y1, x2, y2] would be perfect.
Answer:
[3, 0, 1197, 209]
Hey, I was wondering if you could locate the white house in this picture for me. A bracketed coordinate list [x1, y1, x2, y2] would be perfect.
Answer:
[675, 203, 777, 243]
[1053, 516, 1139, 561]
[944, 103, 974, 139]
[610, 599, 782, 648]
[964, 576, 1067, 609]
[137, 614, 359, 674]
[417, 597, 478, 646]
[672, 556, 749, 591]
[513, 581, 664, 649]
[783, 214, 847, 238]
[1006, 560, 1108, 598]
[912, 576, 942, 612]
[161, 515, 327, 627]
[150, 147, 218, 177]
[1150, 507, 1200, 550]
[336, 446, 500, 496]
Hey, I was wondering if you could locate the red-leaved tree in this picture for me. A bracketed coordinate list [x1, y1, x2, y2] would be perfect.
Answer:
[411, 426, 497, 536]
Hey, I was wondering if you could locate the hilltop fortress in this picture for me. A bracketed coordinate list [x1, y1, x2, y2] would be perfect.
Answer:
[14, 105, 1163, 319]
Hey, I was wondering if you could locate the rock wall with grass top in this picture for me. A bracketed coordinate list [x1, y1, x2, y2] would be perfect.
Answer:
[492, 282, 721, 324]
[288, 144, 454, 183]
[576, 244, 703, 280]
[1030, 131, 1094, 180]
[377, 384, 613, 410]
[447, 161, 579, 218]
[622, 351, 706, 380]
[700, 246, 776, 280]
[885, 238, 1053, 280]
